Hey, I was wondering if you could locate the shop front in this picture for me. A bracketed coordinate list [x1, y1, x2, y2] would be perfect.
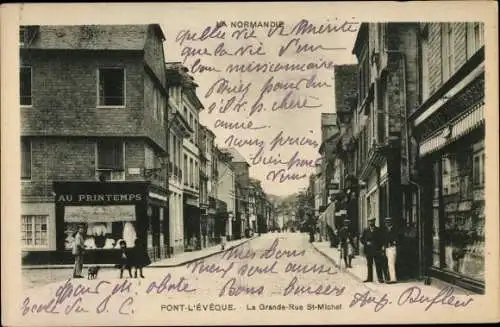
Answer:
[39, 181, 169, 265]
[412, 52, 485, 293]
[420, 124, 485, 293]
[215, 199, 228, 239]
[207, 197, 217, 246]
[232, 211, 244, 240]
[183, 196, 201, 251]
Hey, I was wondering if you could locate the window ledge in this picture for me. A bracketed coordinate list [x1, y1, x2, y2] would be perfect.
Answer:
[21, 105, 33, 109]
[96, 105, 126, 109]
[22, 246, 49, 250]
[21, 179, 32, 183]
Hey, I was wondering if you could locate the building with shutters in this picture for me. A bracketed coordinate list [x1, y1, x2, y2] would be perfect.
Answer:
[165, 62, 204, 253]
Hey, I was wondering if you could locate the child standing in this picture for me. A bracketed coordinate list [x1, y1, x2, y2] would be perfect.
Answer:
[118, 240, 132, 279]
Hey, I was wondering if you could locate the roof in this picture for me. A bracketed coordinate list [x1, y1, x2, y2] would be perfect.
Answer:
[222, 148, 248, 164]
[22, 24, 165, 51]
[165, 62, 198, 88]
[352, 23, 369, 57]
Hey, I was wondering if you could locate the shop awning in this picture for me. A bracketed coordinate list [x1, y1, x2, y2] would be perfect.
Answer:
[64, 205, 136, 223]
[420, 102, 484, 156]
[324, 201, 336, 229]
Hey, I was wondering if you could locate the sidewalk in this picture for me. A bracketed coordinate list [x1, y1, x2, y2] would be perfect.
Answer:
[23, 237, 256, 289]
[23, 237, 255, 270]
[311, 241, 443, 294]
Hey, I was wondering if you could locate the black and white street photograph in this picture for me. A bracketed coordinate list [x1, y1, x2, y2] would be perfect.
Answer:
[2, 2, 498, 326]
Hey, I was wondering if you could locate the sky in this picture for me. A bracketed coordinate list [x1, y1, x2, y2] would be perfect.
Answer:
[161, 13, 357, 196]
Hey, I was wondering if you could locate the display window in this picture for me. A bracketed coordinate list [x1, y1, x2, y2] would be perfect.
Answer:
[431, 141, 485, 281]
[64, 205, 137, 250]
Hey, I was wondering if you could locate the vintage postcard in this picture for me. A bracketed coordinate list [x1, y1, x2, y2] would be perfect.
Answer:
[1, 1, 499, 326]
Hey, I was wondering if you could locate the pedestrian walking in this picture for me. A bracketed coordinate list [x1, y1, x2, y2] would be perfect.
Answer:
[117, 240, 133, 279]
[383, 217, 399, 283]
[338, 218, 354, 268]
[72, 224, 86, 278]
[131, 238, 150, 278]
[360, 218, 386, 283]
[221, 234, 227, 250]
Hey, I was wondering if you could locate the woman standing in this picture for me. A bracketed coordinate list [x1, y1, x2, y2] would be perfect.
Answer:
[131, 238, 151, 278]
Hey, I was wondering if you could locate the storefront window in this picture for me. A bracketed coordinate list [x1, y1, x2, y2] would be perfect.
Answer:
[432, 161, 441, 267]
[64, 205, 137, 250]
[22, 215, 48, 247]
[433, 141, 485, 281]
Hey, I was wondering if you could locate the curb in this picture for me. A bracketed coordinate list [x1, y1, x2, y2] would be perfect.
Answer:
[23, 237, 257, 270]
[310, 242, 377, 292]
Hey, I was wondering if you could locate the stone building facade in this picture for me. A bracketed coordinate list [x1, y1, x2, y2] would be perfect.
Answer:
[20, 25, 169, 264]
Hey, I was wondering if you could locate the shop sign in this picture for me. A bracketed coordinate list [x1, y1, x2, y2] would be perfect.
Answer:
[328, 182, 340, 190]
[56, 193, 143, 204]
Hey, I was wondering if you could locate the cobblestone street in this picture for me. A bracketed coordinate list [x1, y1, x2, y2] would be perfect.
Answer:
[16, 233, 485, 325]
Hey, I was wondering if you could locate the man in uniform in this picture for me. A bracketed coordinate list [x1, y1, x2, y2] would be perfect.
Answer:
[383, 217, 399, 283]
[360, 218, 385, 283]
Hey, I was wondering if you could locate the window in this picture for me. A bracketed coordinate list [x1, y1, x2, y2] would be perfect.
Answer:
[98, 68, 125, 106]
[153, 87, 165, 123]
[183, 106, 188, 118]
[190, 158, 194, 187]
[172, 135, 177, 175]
[153, 88, 159, 120]
[96, 140, 124, 181]
[473, 150, 485, 187]
[184, 154, 188, 185]
[473, 23, 484, 50]
[467, 22, 484, 58]
[195, 161, 199, 188]
[21, 138, 31, 180]
[194, 119, 198, 144]
[22, 215, 48, 247]
[145, 146, 155, 169]
[441, 24, 454, 82]
[20, 66, 32, 106]
[436, 146, 485, 281]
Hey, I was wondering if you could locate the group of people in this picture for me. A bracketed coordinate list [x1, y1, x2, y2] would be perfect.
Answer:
[360, 217, 399, 284]
[72, 224, 151, 279]
[333, 216, 400, 284]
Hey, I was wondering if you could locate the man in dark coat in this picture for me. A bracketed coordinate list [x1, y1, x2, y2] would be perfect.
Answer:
[360, 218, 386, 283]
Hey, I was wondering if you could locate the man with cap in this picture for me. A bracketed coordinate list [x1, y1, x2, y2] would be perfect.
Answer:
[338, 218, 354, 268]
[360, 218, 386, 283]
[383, 217, 399, 283]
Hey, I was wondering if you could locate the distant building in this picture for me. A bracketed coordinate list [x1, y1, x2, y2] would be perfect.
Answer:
[216, 147, 235, 240]
[199, 124, 216, 247]
[222, 147, 250, 239]
[165, 62, 204, 252]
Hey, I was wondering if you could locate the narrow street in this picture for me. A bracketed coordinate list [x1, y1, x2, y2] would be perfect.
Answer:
[23, 233, 369, 294]
[18, 232, 483, 325]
